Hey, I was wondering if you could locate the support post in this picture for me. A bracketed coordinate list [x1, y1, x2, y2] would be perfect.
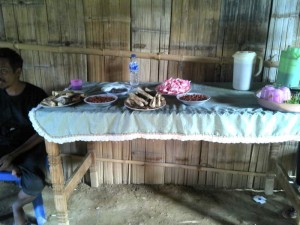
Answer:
[265, 143, 280, 195]
[45, 141, 69, 225]
[88, 142, 99, 187]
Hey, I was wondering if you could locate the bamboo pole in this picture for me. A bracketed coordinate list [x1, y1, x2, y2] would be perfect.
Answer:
[96, 157, 274, 177]
[64, 152, 92, 200]
[0, 41, 278, 67]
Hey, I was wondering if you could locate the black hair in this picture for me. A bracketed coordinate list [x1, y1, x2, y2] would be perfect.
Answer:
[0, 48, 23, 71]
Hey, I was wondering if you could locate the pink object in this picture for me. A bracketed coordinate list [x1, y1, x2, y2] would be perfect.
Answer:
[157, 77, 191, 95]
[279, 86, 291, 101]
[260, 85, 275, 100]
[70, 79, 83, 90]
[266, 89, 284, 103]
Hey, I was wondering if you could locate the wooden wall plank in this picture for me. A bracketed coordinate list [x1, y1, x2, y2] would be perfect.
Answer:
[278, 142, 298, 177]
[231, 144, 251, 188]
[131, 139, 146, 184]
[166, 140, 191, 185]
[1, 4, 18, 42]
[252, 144, 270, 189]
[90, 140, 298, 189]
[264, 0, 300, 82]
[112, 142, 123, 184]
[206, 142, 217, 187]
[131, 0, 171, 83]
[0, 5, 5, 39]
[198, 141, 208, 185]
[121, 141, 130, 184]
[218, 0, 271, 82]
[220, 144, 233, 188]
[145, 140, 165, 184]
[45, 0, 62, 43]
[83, 0, 105, 82]
[96, 142, 104, 184]
[185, 141, 201, 185]
[84, 0, 130, 82]
[102, 142, 114, 184]
[168, 0, 222, 83]
[103, 0, 130, 82]
[164, 140, 174, 184]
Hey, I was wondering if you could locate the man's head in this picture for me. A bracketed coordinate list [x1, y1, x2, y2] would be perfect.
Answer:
[0, 48, 23, 91]
[0, 48, 23, 71]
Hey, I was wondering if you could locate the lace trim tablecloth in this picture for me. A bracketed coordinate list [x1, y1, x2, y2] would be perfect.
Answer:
[29, 83, 300, 144]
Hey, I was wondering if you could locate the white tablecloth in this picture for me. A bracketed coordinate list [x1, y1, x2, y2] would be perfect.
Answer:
[29, 83, 300, 144]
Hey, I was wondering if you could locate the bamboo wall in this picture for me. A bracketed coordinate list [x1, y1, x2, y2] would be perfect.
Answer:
[1, 0, 299, 90]
[0, 0, 299, 189]
[89, 140, 298, 190]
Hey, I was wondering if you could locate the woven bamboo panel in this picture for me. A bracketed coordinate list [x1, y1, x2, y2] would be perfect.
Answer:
[131, 0, 171, 82]
[168, 0, 222, 83]
[89, 140, 299, 190]
[263, 0, 300, 82]
[218, 0, 271, 82]
[0, 0, 299, 85]
[84, 0, 130, 82]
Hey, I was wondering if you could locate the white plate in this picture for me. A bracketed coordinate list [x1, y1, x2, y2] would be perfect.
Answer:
[40, 100, 82, 108]
[124, 99, 166, 111]
[155, 84, 191, 96]
[107, 87, 130, 96]
[176, 93, 210, 106]
[256, 91, 300, 113]
[101, 83, 131, 95]
[84, 93, 118, 106]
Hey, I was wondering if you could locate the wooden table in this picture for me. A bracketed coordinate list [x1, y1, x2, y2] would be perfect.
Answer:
[29, 83, 300, 225]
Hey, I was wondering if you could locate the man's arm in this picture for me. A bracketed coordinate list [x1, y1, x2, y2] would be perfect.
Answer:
[0, 133, 44, 171]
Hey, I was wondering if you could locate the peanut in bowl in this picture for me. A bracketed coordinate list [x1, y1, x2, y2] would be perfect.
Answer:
[84, 94, 118, 106]
[176, 93, 210, 106]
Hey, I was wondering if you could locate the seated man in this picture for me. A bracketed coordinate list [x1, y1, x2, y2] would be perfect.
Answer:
[0, 48, 48, 225]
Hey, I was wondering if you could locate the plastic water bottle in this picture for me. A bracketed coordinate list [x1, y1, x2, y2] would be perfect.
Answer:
[129, 54, 139, 86]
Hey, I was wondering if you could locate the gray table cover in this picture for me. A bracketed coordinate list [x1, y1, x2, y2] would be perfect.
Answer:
[29, 82, 300, 144]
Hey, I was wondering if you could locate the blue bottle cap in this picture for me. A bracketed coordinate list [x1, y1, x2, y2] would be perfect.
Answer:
[131, 54, 136, 58]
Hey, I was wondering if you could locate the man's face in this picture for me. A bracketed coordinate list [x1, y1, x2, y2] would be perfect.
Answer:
[0, 58, 20, 90]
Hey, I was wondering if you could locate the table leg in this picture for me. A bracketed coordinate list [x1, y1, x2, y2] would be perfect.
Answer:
[264, 143, 280, 195]
[87, 142, 99, 187]
[45, 141, 69, 225]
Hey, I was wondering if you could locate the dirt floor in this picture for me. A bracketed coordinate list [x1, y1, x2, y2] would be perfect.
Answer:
[0, 182, 296, 225]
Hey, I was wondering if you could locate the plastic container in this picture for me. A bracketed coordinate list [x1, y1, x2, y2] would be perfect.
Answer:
[277, 47, 300, 88]
[260, 85, 275, 99]
[232, 51, 263, 91]
[70, 79, 83, 90]
[260, 85, 291, 103]
[279, 86, 292, 101]
[129, 54, 139, 86]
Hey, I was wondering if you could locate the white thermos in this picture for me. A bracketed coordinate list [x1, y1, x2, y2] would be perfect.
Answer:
[232, 51, 263, 91]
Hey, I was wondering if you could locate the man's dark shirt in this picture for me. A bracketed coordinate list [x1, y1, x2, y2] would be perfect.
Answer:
[0, 82, 47, 148]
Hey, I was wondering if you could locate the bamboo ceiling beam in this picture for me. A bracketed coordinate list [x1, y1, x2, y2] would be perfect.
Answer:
[0, 41, 278, 67]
